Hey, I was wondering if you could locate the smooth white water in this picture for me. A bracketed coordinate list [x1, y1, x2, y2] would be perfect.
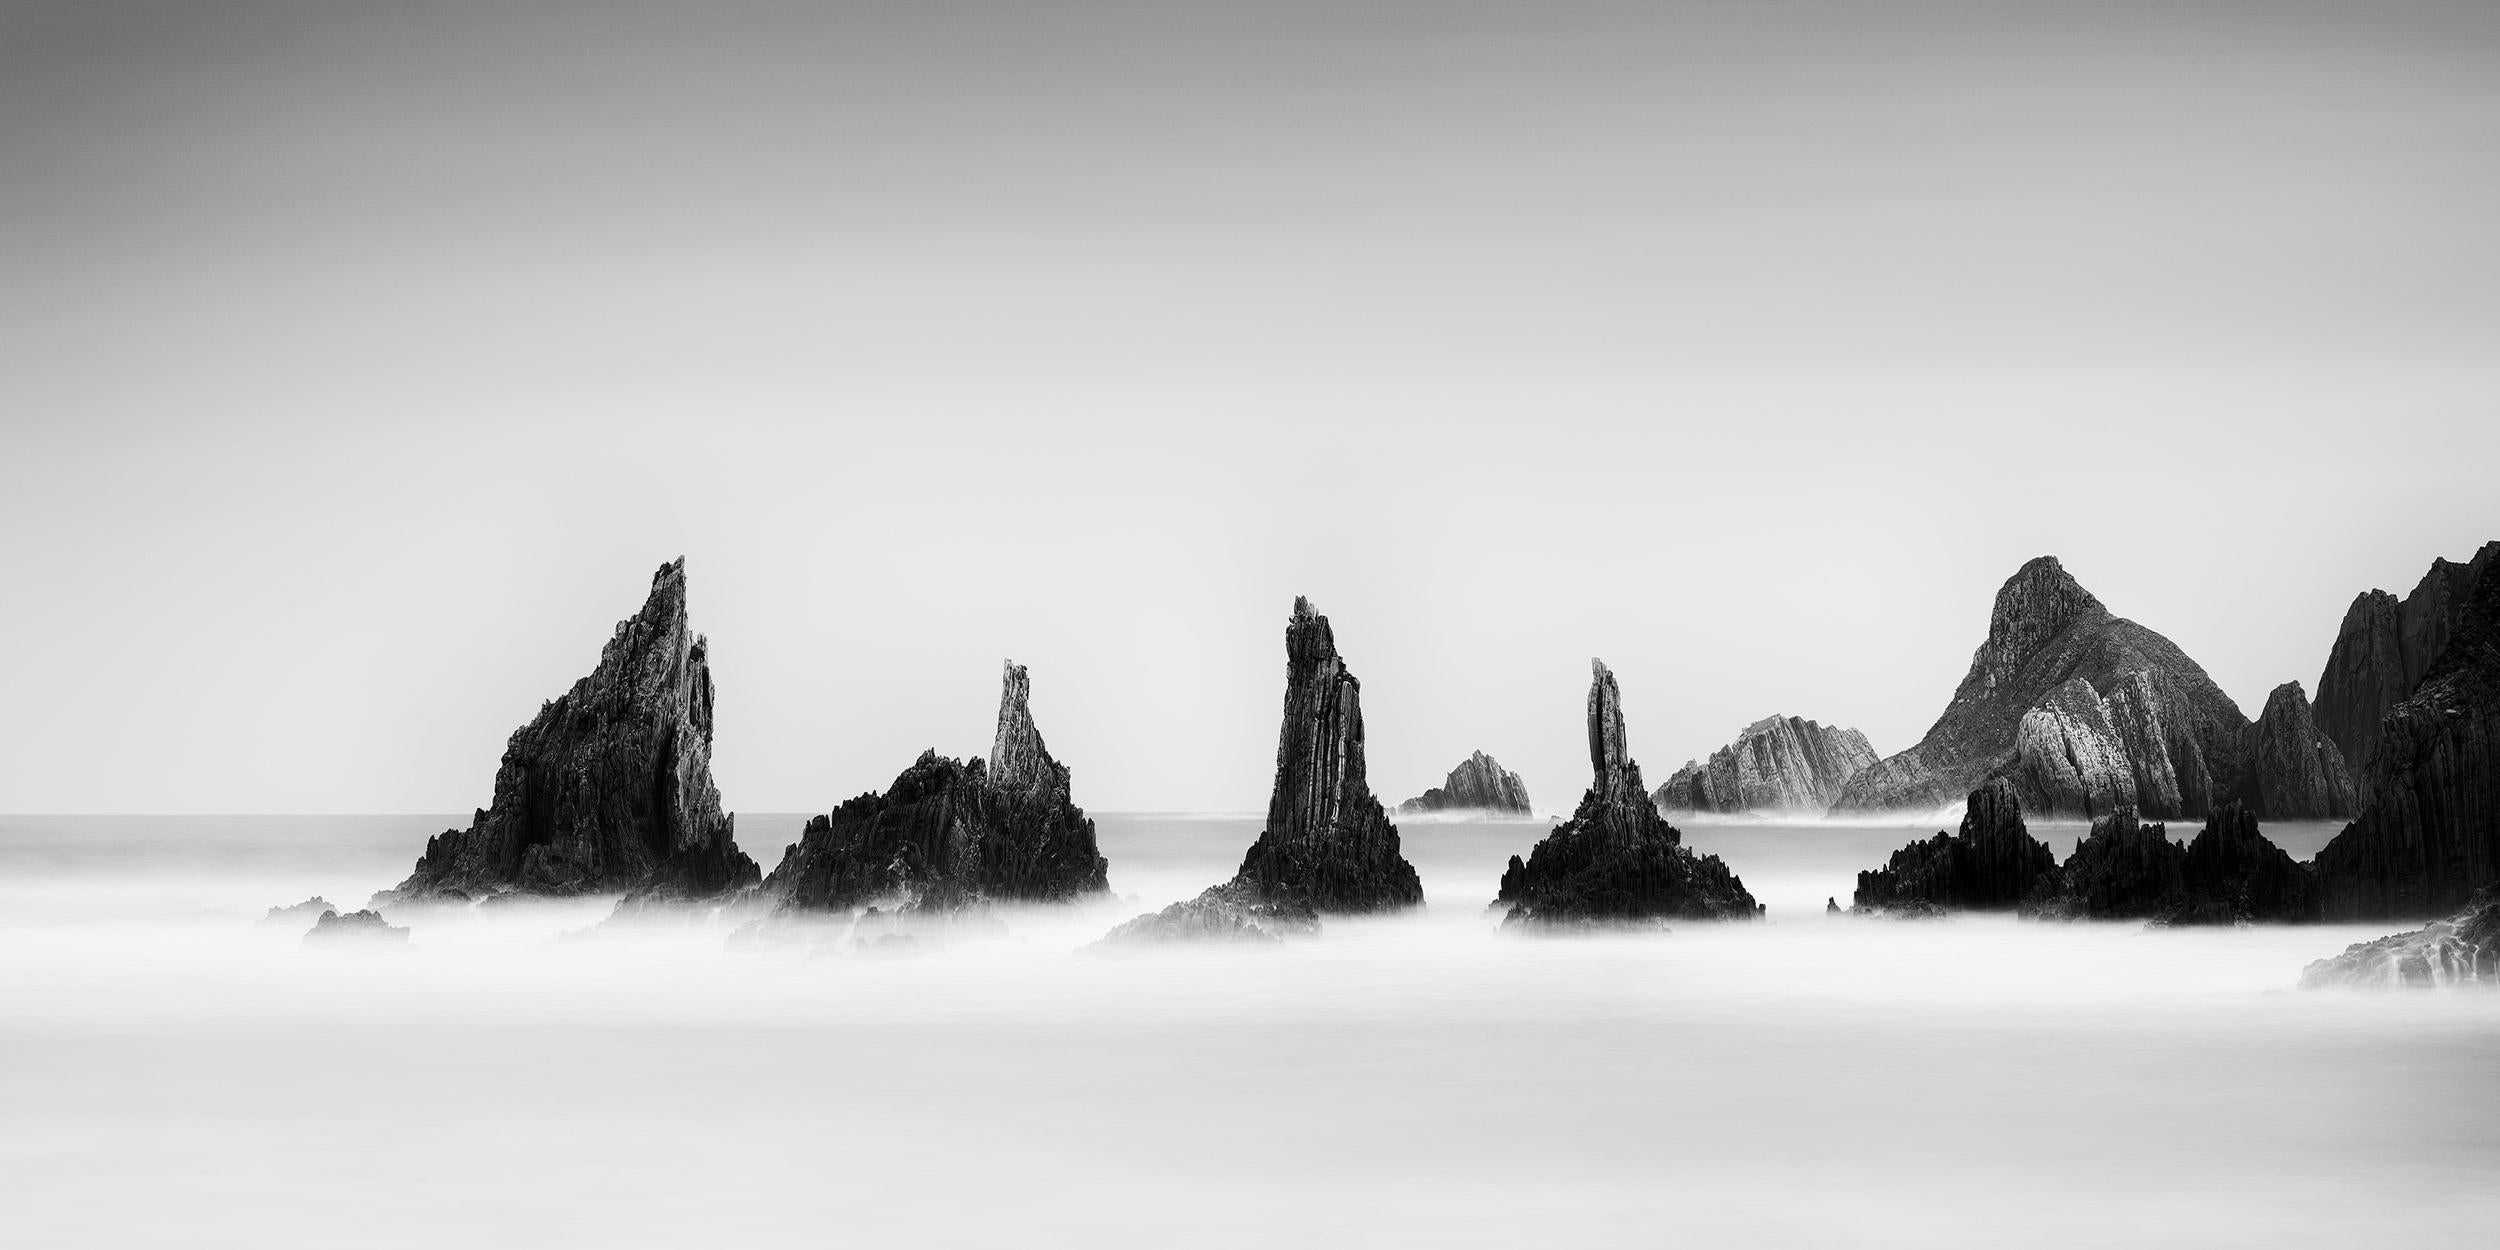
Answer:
[3, 813, 2494, 1248]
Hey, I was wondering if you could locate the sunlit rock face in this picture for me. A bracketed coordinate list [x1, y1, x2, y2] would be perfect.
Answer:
[1652, 715, 1876, 815]
[2313, 542, 2498, 802]
[2301, 891, 2500, 988]
[760, 662, 1110, 914]
[1399, 751, 1532, 816]
[1851, 780, 2056, 915]
[375, 559, 759, 907]
[1495, 660, 1758, 927]
[2237, 682, 2356, 820]
[2314, 544, 2500, 921]
[1832, 556, 2248, 821]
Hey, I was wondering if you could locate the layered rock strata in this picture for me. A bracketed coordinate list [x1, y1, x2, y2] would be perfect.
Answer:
[1850, 779, 2056, 914]
[2236, 682, 2356, 819]
[761, 662, 1110, 914]
[1833, 557, 2248, 820]
[1399, 751, 1532, 816]
[2299, 890, 2500, 988]
[2314, 542, 2499, 796]
[1494, 661, 1759, 927]
[377, 560, 760, 906]
[1653, 715, 1877, 814]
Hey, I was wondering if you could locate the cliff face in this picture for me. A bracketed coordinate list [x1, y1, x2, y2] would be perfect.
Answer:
[379, 559, 759, 905]
[762, 662, 1110, 913]
[2314, 542, 2498, 797]
[1652, 715, 1877, 814]
[1851, 779, 2056, 913]
[1832, 557, 2248, 820]
[2237, 682, 2356, 820]
[2313, 548, 2500, 920]
[1399, 751, 1532, 815]
[1494, 660, 1759, 927]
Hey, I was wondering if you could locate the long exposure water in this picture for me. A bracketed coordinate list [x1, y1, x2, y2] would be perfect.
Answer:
[3, 812, 2493, 1248]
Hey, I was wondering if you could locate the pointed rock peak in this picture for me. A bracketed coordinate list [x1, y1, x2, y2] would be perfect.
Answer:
[1587, 659, 1641, 803]
[2264, 680, 2312, 713]
[1961, 776, 2024, 837]
[989, 660, 1052, 791]
[1988, 555, 2110, 657]
[1287, 595, 1338, 658]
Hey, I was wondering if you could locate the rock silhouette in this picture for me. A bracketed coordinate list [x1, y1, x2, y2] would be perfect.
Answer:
[2020, 807, 2188, 921]
[1399, 751, 1532, 816]
[1653, 715, 1877, 814]
[304, 909, 407, 944]
[1851, 779, 2056, 914]
[2175, 803, 2320, 924]
[2313, 542, 2498, 800]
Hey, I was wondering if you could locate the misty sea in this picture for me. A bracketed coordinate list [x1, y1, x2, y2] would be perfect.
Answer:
[3, 812, 2493, 1248]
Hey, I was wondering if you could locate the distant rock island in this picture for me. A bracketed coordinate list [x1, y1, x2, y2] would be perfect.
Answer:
[758, 661, 1110, 915]
[1103, 597, 1422, 943]
[1851, 779, 2056, 915]
[1398, 751, 1531, 816]
[1831, 556, 2252, 821]
[374, 559, 760, 907]
[1654, 715, 1876, 815]
[1492, 660, 1759, 927]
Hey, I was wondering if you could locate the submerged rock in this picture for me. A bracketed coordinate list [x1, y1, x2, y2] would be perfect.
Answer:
[1398, 751, 1532, 816]
[2173, 803, 2320, 924]
[1092, 884, 1316, 946]
[2299, 891, 2500, 988]
[1851, 779, 2057, 914]
[1832, 557, 2248, 820]
[304, 909, 407, 944]
[2236, 681, 2357, 820]
[1495, 660, 1759, 928]
[1652, 715, 1877, 814]
[760, 661, 1111, 915]
[375, 559, 759, 907]
[2020, 807, 2187, 922]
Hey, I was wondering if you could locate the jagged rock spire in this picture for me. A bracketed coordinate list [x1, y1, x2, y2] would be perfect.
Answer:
[1587, 659, 1646, 809]
[989, 660, 1049, 792]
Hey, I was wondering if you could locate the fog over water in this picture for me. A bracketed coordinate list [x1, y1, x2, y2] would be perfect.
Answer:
[4, 812, 2493, 1247]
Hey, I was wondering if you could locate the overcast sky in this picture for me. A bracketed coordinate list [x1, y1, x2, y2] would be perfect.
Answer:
[4, 0, 2496, 816]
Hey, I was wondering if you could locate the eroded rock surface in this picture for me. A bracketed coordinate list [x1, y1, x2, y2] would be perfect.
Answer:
[2300, 891, 2500, 988]
[2236, 682, 2356, 820]
[2174, 803, 2320, 924]
[1652, 715, 1877, 814]
[2314, 542, 2498, 797]
[1851, 779, 2056, 914]
[2020, 808, 2187, 921]
[1399, 751, 1532, 816]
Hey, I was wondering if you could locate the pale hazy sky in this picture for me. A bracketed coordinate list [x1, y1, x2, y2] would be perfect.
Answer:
[4, 1, 2496, 815]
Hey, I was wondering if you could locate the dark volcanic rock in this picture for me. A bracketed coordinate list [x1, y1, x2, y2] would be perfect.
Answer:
[1851, 779, 2057, 913]
[2020, 808, 2187, 921]
[2236, 681, 2357, 820]
[304, 909, 408, 944]
[2313, 542, 2499, 798]
[1495, 660, 1760, 927]
[376, 560, 760, 906]
[761, 662, 1111, 914]
[2299, 890, 2500, 988]
[1399, 751, 1532, 816]
[1092, 884, 1315, 946]
[2174, 803, 2320, 924]
[261, 897, 335, 926]
[1652, 715, 1877, 814]
[2314, 546, 2500, 920]
[1833, 557, 2248, 820]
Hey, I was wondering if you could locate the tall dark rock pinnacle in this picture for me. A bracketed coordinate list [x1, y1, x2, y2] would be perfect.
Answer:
[1493, 660, 1758, 927]
[377, 559, 760, 905]
[2312, 541, 2499, 802]
[1832, 555, 2249, 820]
[761, 661, 1110, 914]
[1850, 779, 2057, 914]
[2237, 681, 2356, 820]
[1398, 750, 1532, 816]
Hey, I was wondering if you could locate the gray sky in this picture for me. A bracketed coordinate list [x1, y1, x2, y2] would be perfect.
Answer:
[4, 0, 2496, 815]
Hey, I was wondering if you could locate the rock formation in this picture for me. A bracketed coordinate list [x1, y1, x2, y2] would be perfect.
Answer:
[304, 909, 408, 944]
[2235, 682, 2356, 819]
[2313, 542, 2499, 797]
[2174, 803, 2320, 924]
[1494, 660, 1759, 927]
[1851, 779, 2056, 914]
[375, 559, 760, 906]
[1398, 751, 1532, 816]
[2299, 890, 2500, 988]
[2313, 544, 2500, 920]
[761, 662, 1111, 914]
[1833, 557, 2248, 820]
[2020, 807, 2187, 921]
[261, 897, 335, 926]
[1652, 715, 1877, 814]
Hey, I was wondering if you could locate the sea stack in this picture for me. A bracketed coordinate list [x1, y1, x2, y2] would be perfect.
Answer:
[1399, 751, 1532, 817]
[1851, 779, 2057, 915]
[1653, 715, 1876, 815]
[1492, 660, 1758, 927]
[1832, 556, 2249, 820]
[760, 661, 1110, 914]
[375, 559, 759, 906]
[2018, 807, 2187, 922]
[2236, 681, 2356, 819]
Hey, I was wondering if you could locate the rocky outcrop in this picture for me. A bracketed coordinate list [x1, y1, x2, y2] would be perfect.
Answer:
[261, 897, 335, 926]
[2174, 803, 2320, 924]
[1399, 751, 1532, 816]
[2020, 808, 2187, 921]
[2299, 891, 2500, 988]
[1494, 661, 1759, 927]
[1851, 779, 2056, 913]
[761, 662, 1111, 914]
[1093, 884, 1316, 946]
[2313, 543, 2499, 797]
[2313, 546, 2500, 920]
[2236, 682, 2356, 819]
[1833, 557, 2248, 820]
[376, 559, 760, 907]
[304, 909, 408, 944]
[1652, 715, 1877, 814]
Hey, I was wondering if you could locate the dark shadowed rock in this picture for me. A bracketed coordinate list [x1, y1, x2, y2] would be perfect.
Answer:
[1851, 779, 2057, 914]
[2020, 807, 2187, 921]
[2313, 543, 2498, 799]
[1833, 557, 2248, 820]
[2236, 682, 2356, 819]
[2300, 890, 2500, 988]
[1652, 715, 1877, 814]
[2314, 545, 2500, 920]
[1399, 751, 1532, 816]
[261, 897, 335, 926]
[1495, 660, 1760, 928]
[375, 560, 760, 907]
[761, 662, 1111, 915]
[304, 909, 407, 944]
[2173, 803, 2320, 924]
